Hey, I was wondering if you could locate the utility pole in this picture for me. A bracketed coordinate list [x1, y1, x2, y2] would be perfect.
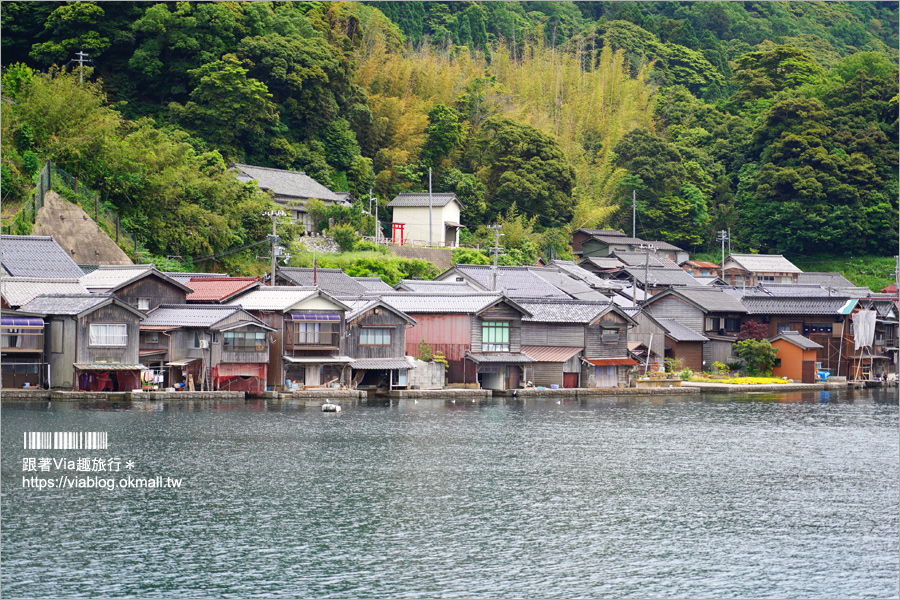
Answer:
[717, 230, 729, 283]
[489, 224, 503, 292]
[75, 51, 89, 84]
[428, 167, 433, 247]
[263, 210, 286, 286]
[632, 189, 636, 239]
[374, 198, 379, 245]
[640, 243, 655, 307]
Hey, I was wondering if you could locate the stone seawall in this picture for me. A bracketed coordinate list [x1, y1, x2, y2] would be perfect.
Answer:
[390, 388, 492, 399]
[514, 387, 700, 397]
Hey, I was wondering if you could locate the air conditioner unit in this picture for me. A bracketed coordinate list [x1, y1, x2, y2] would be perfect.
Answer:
[198, 340, 210, 349]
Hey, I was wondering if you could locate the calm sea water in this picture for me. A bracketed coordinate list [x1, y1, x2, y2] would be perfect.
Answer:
[2, 389, 898, 599]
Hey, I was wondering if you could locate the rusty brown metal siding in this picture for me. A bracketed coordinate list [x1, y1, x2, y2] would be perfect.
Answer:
[403, 313, 473, 383]
[668, 338, 703, 371]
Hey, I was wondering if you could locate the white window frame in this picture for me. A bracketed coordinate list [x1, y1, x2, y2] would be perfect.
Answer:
[89, 323, 127, 347]
[137, 298, 151, 310]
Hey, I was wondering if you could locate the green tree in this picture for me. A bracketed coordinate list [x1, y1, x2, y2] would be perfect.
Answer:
[733, 339, 778, 376]
[29, 2, 110, 66]
[468, 116, 576, 227]
[169, 54, 279, 160]
[421, 104, 464, 169]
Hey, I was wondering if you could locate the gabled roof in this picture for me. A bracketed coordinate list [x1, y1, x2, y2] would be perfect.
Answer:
[646, 288, 748, 314]
[1, 277, 89, 308]
[185, 277, 261, 303]
[682, 260, 720, 269]
[643, 240, 685, 252]
[1, 235, 85, 279]
[379, 292, 530, 316]
[614, 251, 666, 268]
[142, 304, 273, 330]
[655, 318, 709, 342]
[230, 163, 347, 203]
[19, 293, 145, 319]
[226, 286, 348, 312]
[341, 299, 416, 325]
[726, 254, 802, 274]
[768, 331, 823, 350]
[437, 265, 571, 299]
[624, 267, 701, 287]
[388, 193, 463, 209]
[516, 299, 612, 323]
[164, 272, 227, 284]
[80, 265, 193, 294]
[527, 268, 608, 301]
[578, 256, 626, 270]
[741, 296, 857, 315]
[547, 260, 623, 290]
[796, 272, 856, 288]
[277, 267, 369, 297]
[586, 234, 646, 246]
[352, 277, 394, 292]
[576, 228, 627, 237]
[394, 279, 477, 293]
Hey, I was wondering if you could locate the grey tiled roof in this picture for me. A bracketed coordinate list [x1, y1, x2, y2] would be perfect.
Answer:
[350, 358, 414, 370]
[278, 268, 369, 297]
[768, 331, 823, 350]
[651, 288, 748, 313]
[548, 260, 622, 289]
[0, 277, 88, 308]
[657, 257, 681, 269]
[797, 272, 856, 289]
[225, 286, 320, 311]
[142, 305, 266, 329]
[578, 256, 625, 270]
[230, 163, 347, 203]
[527, 268, 608, 301]
[342, 299, 415, 324]
[352, 277, 394, 292]
[741, 296, 857, 315]
[80, 265, 192, 293]
[625, 267, 700, 287]
[655, 318, 709, 342]
[442, 265, 571, 299]
[614, 251, 666, 268]
[466, 351, 536, 363]
[644, 240, 685, 252]
[1, 235, 85, 278]
[516, 299, 612, 323]
[727, 254, 802, 274]
[380, 293, 503, 314]
[395, 279, 477, 293]
[19, 293, 123, 316]
[388, 193, 462, 208]
[590, 234, 646, 246]
[577, 229, 627, 237]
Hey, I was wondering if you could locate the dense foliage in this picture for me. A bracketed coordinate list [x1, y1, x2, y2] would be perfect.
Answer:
[1, 1, 897, 268]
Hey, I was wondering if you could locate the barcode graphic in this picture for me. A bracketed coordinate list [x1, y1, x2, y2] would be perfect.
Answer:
[23, 432, 108, 450]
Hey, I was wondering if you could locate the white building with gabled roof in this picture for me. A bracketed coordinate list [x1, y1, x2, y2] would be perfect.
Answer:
[387, 193, 464, 247]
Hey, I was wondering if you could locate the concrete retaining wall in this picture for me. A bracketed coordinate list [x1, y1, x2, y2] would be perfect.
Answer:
[390, 388, 492, 399]
[407, 359, 445, 389]
[515, 387, 700, 397]
[290, 389, 366, 399]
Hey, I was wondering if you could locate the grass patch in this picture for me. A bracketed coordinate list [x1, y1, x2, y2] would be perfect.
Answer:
[791, 255, 896, 292]
[692, 376, 789, 385]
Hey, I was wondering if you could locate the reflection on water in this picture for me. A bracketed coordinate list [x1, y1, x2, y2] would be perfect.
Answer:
[2, 388, 898, 599]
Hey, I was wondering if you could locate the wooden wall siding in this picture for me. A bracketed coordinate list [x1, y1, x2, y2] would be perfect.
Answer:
[169, 329, 206, 362]
[248, 311, 284, 388]
[220, 350, 269, 364]
[701, 340, 735, 369]
[78, 305, 141, 365]
[343, 309, 407, 360]
[584, 323, 628, 358]
[563, 354, 581, 373]
[47, 317, 77, 388]
[631, 313, 667, 364]
[521, 323, 584, 347]
[647, 296, 704, 333]
[117, 277, 187, 311]
[597, 312, 628, 327]
[669, 338, 703, 371]
[139, 332, 168, 352]
[471, 313, 521, 353]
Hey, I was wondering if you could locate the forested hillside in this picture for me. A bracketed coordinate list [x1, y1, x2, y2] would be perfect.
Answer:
[1, 1, 897, 270]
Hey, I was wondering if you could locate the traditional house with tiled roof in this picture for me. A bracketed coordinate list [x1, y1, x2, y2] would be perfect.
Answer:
[140, 304, 274, 393]
[18, 293, 145, 391]
[339, 299, 417, 391]
[80, 265, 192, 313]
[387, 193, 465, 247]
[642, 287, 749, 368]
[226, 287, 351, 390]
[435, 264, 571, 299]
[722, 254, 802, 286]
[1, 277, 88, 309]
[515, 299, 637, 388]
[378, 292, 534, 390]
[681, 260, 721, 277]
[768, 332, 823, 382]
[229, 163, 350, 232]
